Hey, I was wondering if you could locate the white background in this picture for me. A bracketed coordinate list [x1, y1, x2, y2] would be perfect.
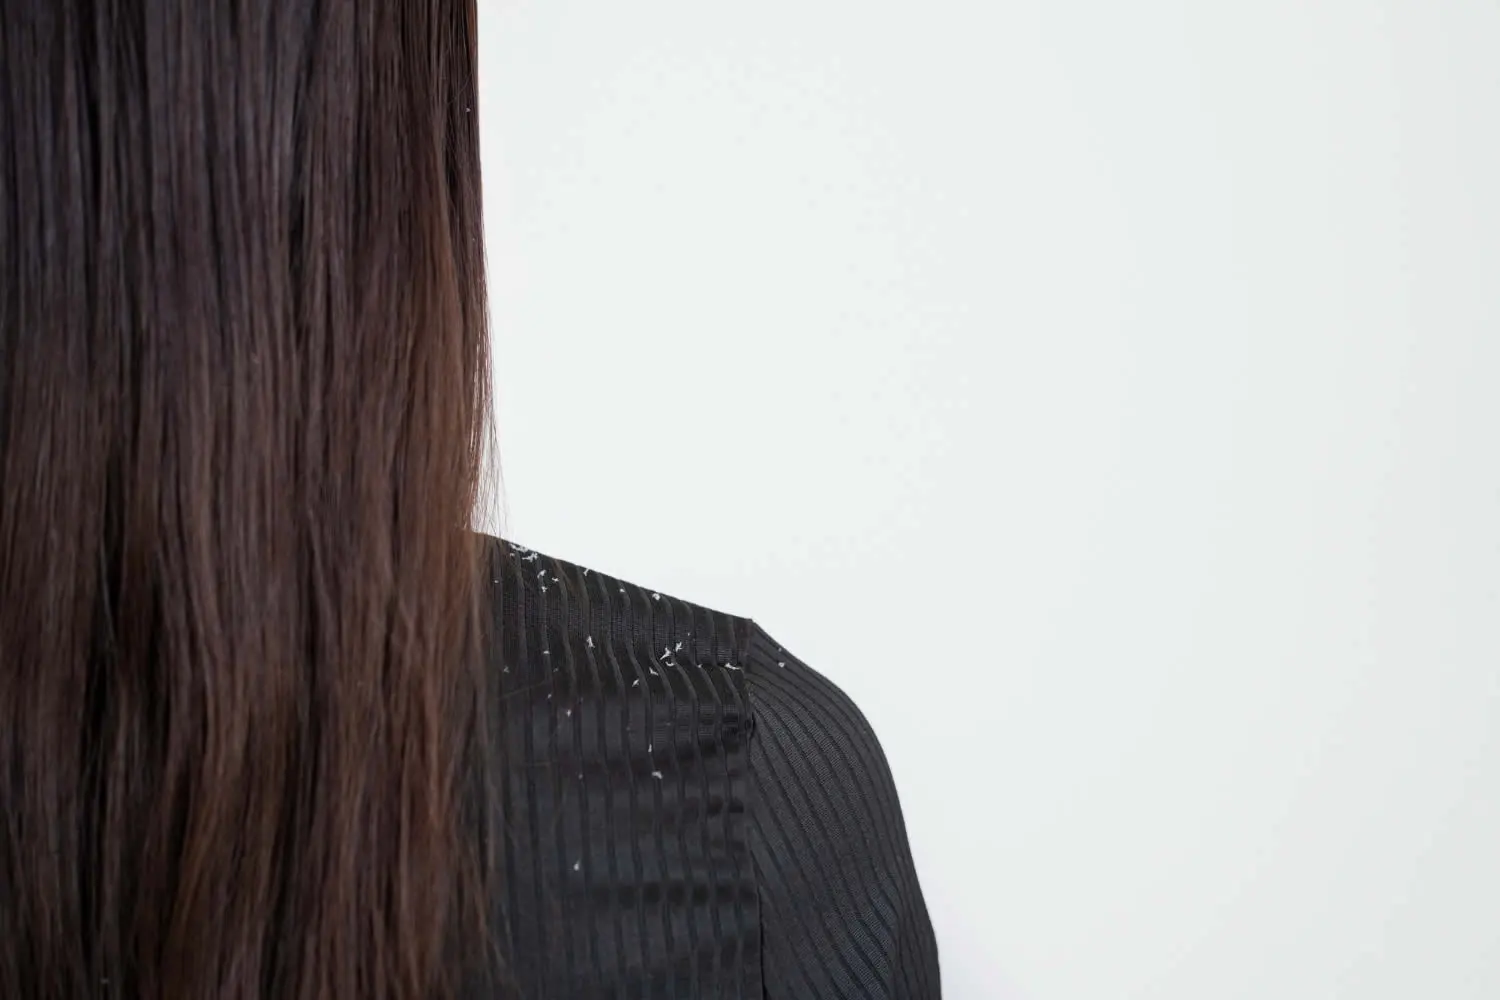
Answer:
[475, 2, 1500, 996]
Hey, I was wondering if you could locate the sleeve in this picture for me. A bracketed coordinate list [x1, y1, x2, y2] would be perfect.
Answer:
[744, 625, 940, 999]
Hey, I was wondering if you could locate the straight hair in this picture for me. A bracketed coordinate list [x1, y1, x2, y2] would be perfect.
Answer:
[0, 1, 497, 996]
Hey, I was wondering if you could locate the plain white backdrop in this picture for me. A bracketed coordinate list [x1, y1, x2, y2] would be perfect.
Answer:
[475, 2, 1499, 997]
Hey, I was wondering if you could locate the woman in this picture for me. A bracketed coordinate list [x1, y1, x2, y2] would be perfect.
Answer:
[0, 2, 937, 998]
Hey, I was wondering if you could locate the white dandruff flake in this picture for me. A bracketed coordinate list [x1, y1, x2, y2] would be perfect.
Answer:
[631, 678, 640, 687]
[572, 860, 581, 872]
[586, 636, 595, 649]
[725, 663, 742, 671]
[675, 641, 683, 651]
[651, 592, 660, 601]
[778, 661, 786, 668]
[565, 708, 572, 717]
[650, 770, 663, 780]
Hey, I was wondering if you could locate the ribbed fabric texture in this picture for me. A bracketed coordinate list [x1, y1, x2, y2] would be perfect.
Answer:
[464, 536, 938, 999]
[745, 629, 940, 999]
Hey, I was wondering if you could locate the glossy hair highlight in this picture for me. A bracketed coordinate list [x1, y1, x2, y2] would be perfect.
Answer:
[0, 1, 497, 996]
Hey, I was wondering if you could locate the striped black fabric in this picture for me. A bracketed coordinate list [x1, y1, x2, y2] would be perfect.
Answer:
[463, 535, 938, 999]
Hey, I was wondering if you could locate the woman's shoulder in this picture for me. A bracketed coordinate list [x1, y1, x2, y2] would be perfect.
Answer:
[480, 530, 889, 737]
[482, 532, 868, 705]
[478, 532, 940, 996]
[482, 532, 753, 672]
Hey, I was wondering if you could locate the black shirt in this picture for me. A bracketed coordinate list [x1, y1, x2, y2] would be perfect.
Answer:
[469, 535, 939, 998]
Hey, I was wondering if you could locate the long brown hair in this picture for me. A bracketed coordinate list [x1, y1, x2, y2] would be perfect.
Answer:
[0, 1, 497, 996]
